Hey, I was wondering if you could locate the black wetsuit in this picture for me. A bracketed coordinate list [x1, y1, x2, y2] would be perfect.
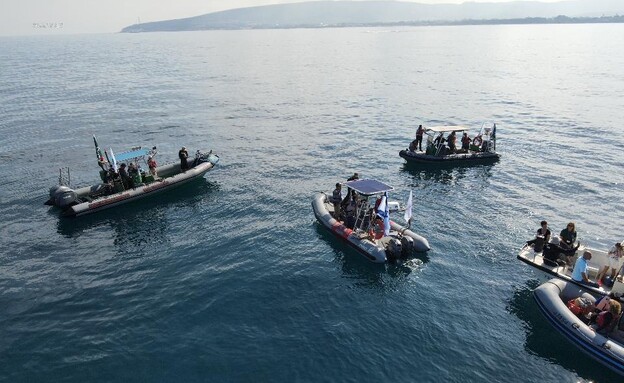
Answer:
[179, 149, 189, 170]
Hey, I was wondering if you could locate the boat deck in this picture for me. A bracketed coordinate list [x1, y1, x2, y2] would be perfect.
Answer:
[517, 244, 624, 298]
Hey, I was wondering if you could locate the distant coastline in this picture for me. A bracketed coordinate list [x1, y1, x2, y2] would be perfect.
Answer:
[122, 15, 624, 33]
[238, 15, 624, 29]
[120, 0, 624, 33]
[403, 14, 624, 27]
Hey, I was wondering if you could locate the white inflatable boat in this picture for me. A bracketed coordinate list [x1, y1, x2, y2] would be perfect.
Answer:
[312, 178, 430, 263]
[533, 278, 624, 376]
[46, 138, 219, 217]
[518, 241, 624, 297]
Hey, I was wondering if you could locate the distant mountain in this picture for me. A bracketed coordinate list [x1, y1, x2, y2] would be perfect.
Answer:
[121, 0, 624, 33]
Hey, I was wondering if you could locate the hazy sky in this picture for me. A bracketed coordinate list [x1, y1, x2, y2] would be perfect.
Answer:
[1, 0, 565, 37]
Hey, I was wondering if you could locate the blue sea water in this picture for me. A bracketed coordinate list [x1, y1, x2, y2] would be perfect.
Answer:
[0, 24, 623, 382]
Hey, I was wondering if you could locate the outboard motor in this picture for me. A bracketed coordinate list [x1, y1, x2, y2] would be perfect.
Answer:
[51, 185, 78, 208]
[49, 186, 60, 199]
[386, 238, 403, 262]
[401, 236, 414, 257]
[195, 150, 219, 166]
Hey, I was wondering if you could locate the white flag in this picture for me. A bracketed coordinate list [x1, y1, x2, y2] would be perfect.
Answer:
[109, 148, 118, 172]
[404, 190, 413, 223]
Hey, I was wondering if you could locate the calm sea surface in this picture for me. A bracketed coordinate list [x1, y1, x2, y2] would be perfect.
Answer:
[0, 24, 623, 382]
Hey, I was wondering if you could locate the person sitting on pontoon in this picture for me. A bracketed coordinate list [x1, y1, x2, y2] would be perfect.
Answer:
[589, 299, 622, 334]
[572, 251, 600, 288]
[526, 220, 551, 252]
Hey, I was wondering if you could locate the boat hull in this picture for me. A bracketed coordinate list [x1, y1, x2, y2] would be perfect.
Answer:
[311, 192, 429, 263]
[399, 149, 500, 164]
[533, 279, 624, 376]
[63, 160, 217, 217]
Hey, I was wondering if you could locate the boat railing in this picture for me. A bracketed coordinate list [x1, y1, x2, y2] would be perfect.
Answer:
[58, 167, 71, 186]
[353, 196, 372, 232]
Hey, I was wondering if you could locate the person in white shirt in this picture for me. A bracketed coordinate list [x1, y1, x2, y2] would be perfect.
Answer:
[597, 242, 624, 284]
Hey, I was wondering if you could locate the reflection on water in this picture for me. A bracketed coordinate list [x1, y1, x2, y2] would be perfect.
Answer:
[56, 179, 220, 242]
[507, 281, 621, 382]
[401, 162, 496, 185]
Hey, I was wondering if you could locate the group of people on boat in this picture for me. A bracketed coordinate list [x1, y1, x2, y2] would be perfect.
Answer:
[329, 173, 386, 240]
[95, 147, 160, 192]
[92, 144, 208, 195]
[104, 161, 148, 191]
[526, 220, 624, 288]
[330, 173, 360, 228]
[567, 292, 624, 337]
[408, 124, 496, 156]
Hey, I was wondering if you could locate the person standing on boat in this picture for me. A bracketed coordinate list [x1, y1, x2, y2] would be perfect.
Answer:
[119, 163, 134, 189]
[331, 183, 342, 220]
[461, 133, 471, 151]
[597, 242, 624, 284]
[179, 147, 189, 171]
[147, 155, 157, 177]
[344, 193, 358, 229]
[447, 131, 457, 152]
[571, 251, 599, 288]
[415, 125, 425, 151]
[559, 222, 577, 249]
[433, 132, 444, 146]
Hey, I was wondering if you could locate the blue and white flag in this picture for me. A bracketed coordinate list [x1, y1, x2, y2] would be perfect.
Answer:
[376, 192, 390, 236]
[403, 190, 413, 224]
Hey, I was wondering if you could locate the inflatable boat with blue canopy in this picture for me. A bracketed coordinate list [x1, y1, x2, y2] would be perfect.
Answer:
[312, 177, 430, 263]
[46, 136, 219, 217]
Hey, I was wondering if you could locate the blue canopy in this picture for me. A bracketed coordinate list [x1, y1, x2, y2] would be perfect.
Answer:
[114, 148, 150, 163]
[344, 179, 394, 195]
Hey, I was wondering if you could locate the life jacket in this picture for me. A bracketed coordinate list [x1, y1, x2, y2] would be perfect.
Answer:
[567, 297, 593, 316]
